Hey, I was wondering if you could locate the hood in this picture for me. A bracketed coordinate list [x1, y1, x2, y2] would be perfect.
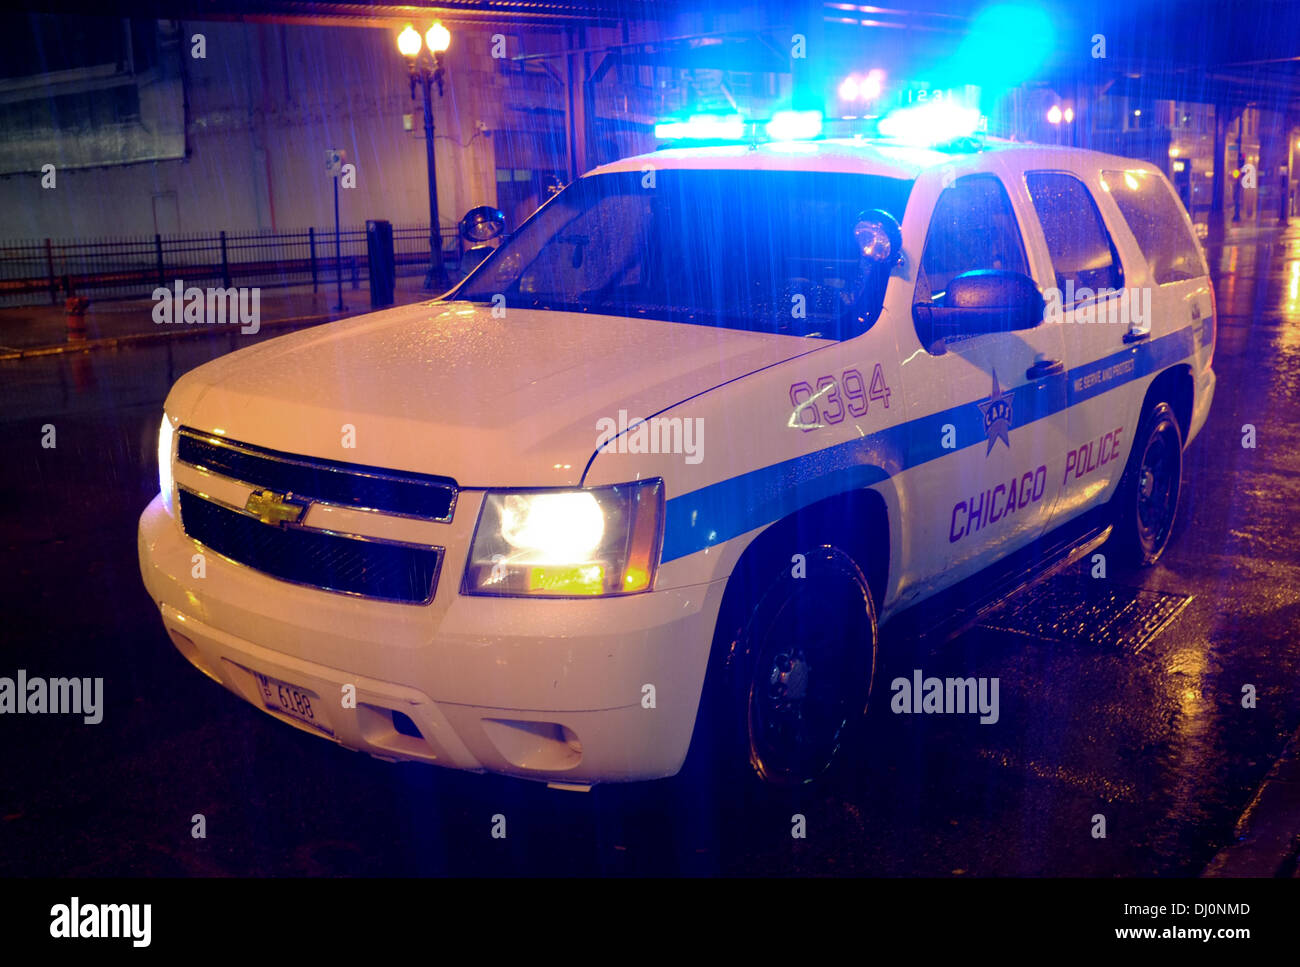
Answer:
[167, 300, 829, 487]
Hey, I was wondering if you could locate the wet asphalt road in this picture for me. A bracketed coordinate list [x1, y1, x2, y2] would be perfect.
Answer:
[1, 227, 1298, 877]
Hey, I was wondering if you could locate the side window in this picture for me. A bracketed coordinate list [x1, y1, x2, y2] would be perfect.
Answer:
[517, 191, 648, 301]
[1025, 172, 1124, 298]
[915, 174, 1028, 304]
[1101, 169, 1207, 284]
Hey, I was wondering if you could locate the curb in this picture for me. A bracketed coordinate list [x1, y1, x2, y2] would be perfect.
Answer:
[0, 312, 337, 361]
[1202, 726, 1300, 877]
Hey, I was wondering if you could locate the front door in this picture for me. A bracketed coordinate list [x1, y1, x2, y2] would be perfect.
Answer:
[897, 172, 1069, 599]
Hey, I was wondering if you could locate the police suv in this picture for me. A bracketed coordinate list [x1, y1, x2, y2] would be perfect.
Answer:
[138, 113, 1216, 789]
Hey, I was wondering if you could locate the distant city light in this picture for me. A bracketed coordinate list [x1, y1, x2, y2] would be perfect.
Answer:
[862, 69, 884, 100]
[839, 69, 884, 102]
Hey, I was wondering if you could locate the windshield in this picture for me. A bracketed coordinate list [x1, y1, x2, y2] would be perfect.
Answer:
[457, 168, 913, 339]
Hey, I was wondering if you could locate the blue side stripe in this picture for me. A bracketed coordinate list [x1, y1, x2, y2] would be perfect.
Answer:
[1066, 326, 1193, 407]
[661, 455, 892, 563]
[660, 327, 1197, 563]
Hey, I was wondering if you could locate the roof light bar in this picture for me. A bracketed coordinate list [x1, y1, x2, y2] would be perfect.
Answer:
[876, 100, 983, 147]
[765, 110, 823, 141]
[654, 113, 746, 141]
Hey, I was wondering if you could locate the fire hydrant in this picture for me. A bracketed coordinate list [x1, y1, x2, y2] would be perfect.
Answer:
[65, 296, 89, 342]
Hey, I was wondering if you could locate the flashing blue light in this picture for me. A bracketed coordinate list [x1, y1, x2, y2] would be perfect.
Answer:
[877, 100, 982, 146]
[654, 113, 745, 141]
[946, 4, 1054, 106]
[765, 110, 823, 141]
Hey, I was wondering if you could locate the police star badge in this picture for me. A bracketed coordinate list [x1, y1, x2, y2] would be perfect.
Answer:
[977, 369, 1013, 455]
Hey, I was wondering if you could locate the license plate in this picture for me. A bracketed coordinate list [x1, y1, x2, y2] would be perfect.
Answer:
[254, 672, 333, 736]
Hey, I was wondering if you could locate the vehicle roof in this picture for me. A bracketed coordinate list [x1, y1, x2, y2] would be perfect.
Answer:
[589, 138, 1158, 182]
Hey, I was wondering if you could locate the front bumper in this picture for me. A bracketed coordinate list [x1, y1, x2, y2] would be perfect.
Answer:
[138, 494, 726, 784]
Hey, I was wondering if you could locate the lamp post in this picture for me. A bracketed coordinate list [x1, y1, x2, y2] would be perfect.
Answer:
[399, 23, 452, 291]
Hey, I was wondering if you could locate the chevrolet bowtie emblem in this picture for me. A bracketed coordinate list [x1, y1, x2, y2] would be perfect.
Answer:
[244, 489, 309, 526]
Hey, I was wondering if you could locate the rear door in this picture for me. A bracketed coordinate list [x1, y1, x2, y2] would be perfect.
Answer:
[1021, 169, 1140, 526]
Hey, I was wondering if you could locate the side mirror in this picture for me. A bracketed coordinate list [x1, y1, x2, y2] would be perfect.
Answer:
[459, 205, 506, 243]
[913, 269, 1045, 347]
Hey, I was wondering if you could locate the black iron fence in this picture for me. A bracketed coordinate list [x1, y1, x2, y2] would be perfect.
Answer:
[0, 224, 462, 307]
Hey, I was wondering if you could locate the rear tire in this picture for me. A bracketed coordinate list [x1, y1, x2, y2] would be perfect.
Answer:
[1111, 400, 1183, 566]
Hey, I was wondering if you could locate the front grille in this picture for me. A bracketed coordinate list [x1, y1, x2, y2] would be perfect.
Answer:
[177, 428, 456, 521]
[178, 490, 442, 604]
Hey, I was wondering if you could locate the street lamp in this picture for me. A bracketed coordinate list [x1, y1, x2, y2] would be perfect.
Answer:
[399, 22, 452, 291]
[397, 25, 421, 57]
[426, 23, 451, 54]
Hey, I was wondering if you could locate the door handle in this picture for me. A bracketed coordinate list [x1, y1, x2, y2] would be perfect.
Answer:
[1123, 328, 1151, 344]
[1026, 358, 1064, 380]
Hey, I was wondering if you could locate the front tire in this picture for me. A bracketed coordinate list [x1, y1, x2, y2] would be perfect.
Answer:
[1111, 400, 1183, 565]
[703, 544, 879, 788]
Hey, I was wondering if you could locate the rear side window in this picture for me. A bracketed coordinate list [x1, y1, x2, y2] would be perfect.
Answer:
[1101, 169, 1207, 284]
[1025, 171, 1123, 297]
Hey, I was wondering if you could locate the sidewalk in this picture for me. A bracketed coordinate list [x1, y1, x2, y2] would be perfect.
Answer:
[0, 275, 445, 360]
[1201, 213, 1300, 247]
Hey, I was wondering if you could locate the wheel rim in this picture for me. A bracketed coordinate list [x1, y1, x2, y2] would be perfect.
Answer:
[745, 565, 872, 783]
[1136, 419, 1179, 550]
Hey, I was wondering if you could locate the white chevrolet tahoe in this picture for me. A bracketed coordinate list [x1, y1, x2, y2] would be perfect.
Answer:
[138, 120, 1216, 789]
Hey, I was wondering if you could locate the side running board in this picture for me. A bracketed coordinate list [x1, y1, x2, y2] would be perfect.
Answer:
[883, 506, 1114, 645]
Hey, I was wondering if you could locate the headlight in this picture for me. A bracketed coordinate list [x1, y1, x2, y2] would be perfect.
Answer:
[157, 414, 176, 515]
[463, 479, 663, 597]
